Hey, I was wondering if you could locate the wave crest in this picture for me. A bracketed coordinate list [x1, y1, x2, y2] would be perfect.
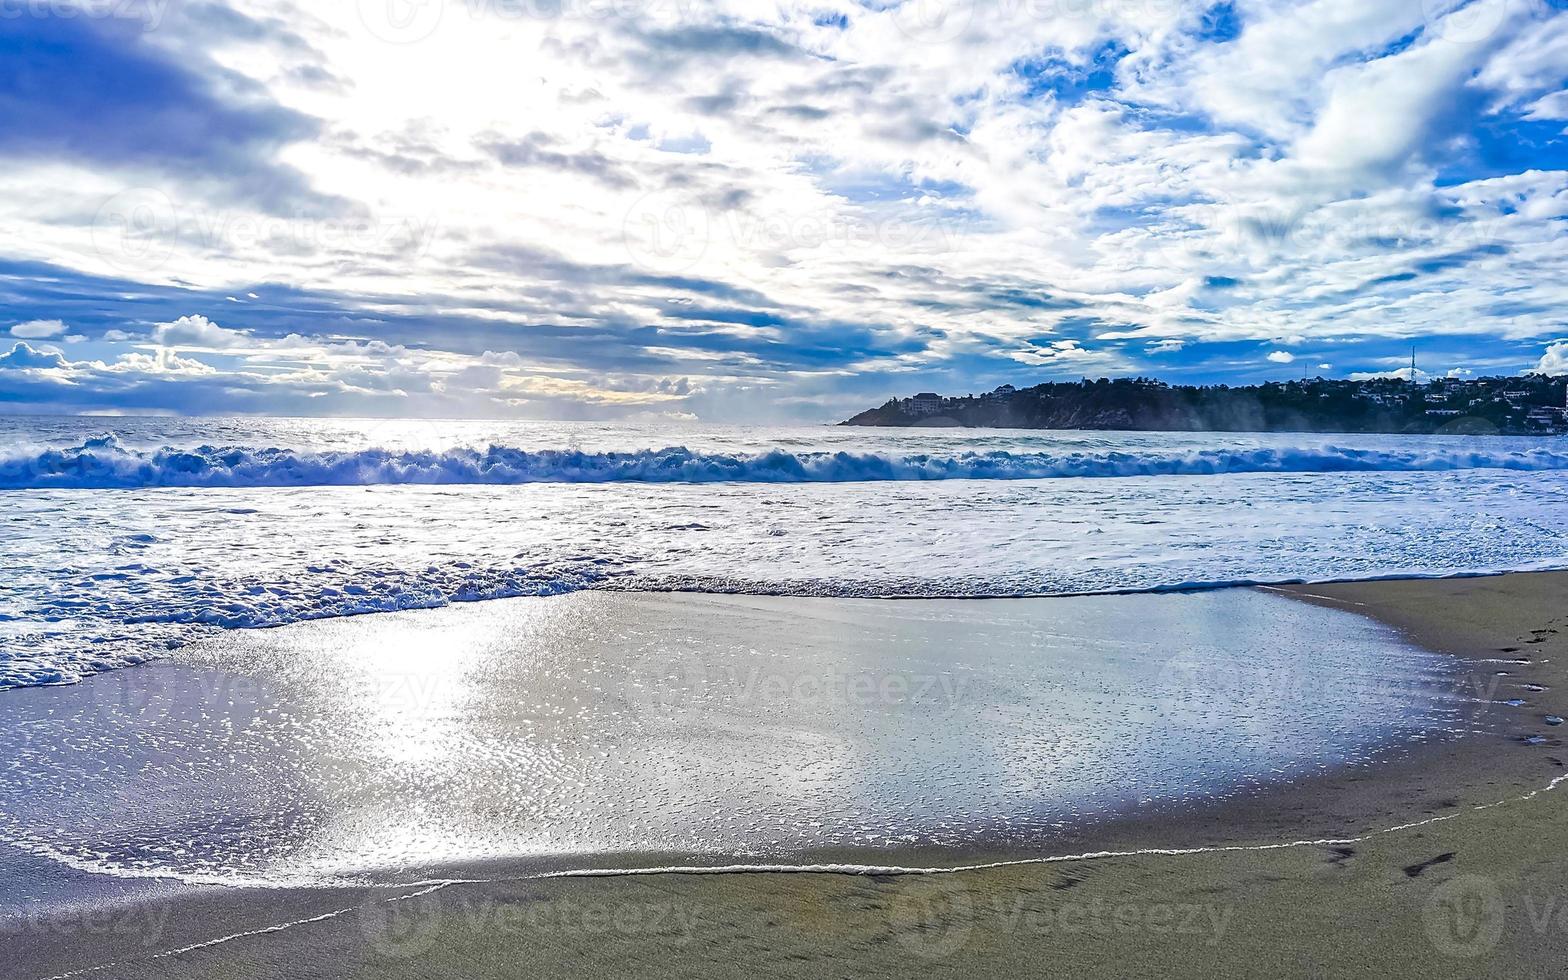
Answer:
[4, 436, 1568, 489]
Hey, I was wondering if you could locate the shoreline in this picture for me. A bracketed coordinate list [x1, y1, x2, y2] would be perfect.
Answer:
[9, 563, 1568, 697]
[6, 572, 1567, 978]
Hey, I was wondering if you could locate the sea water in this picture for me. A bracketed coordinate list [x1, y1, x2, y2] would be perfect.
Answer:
[2, 415, 1566, 689]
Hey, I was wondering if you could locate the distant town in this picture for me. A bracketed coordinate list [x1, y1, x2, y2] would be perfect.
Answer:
[842, 374, 1568, 435]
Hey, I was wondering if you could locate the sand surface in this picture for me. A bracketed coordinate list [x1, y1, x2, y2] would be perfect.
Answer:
[6, 573, 1567, 979]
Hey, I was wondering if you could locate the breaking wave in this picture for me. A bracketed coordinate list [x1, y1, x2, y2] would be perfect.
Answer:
[6, 436, 1568, 489]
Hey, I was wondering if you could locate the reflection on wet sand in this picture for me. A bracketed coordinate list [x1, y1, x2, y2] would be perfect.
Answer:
[0, 590, 1468, 887]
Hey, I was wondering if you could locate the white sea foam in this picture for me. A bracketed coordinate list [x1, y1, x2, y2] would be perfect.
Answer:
[5, 435, 1568, 489]
[3, 419, 1568, 692]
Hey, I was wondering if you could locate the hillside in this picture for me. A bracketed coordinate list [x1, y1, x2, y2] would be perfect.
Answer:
[842, 375, 1568, 435]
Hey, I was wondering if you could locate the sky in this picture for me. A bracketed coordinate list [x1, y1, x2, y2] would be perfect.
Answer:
[0, 0, 1565, 422]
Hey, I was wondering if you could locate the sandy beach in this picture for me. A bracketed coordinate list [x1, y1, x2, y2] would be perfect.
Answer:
[6, 572, 1567, 979]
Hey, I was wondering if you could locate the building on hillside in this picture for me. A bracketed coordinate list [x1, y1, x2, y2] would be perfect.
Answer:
[1527, 406, 1567, 431]
[901, 392, 945, 416]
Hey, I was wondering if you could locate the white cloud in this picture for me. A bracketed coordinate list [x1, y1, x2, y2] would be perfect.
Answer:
[107, 349, 218, 376]
[1176, 0, 1426, 140]
[1293, 25, 1494, 181]
[1524, 90, 1568, 121]
[1350, 367, 1428, 382]
[2, 1, 1566, 418]
[152, 315, 249, 349]
[0, 342, 67, 370]
[1476, 10, 1568, 109]
[10, 319, 67, 339]
[1535, 342, 1568, 376]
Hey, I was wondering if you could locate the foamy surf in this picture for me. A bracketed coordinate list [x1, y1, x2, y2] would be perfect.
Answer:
[4, 419, 1568, 693]
[6, 436, 1568, 489]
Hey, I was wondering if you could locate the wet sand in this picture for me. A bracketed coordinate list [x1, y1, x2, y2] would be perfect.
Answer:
[7, 573, 1568, 979]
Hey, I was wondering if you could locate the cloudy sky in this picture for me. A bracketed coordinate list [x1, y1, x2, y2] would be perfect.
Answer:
[1, 0, 1565, 420]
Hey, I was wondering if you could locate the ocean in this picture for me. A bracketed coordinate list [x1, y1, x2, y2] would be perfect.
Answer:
[3, 415, 1567, 690]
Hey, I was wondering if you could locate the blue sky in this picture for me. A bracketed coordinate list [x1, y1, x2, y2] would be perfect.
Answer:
[0, 0, 1566, 421]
